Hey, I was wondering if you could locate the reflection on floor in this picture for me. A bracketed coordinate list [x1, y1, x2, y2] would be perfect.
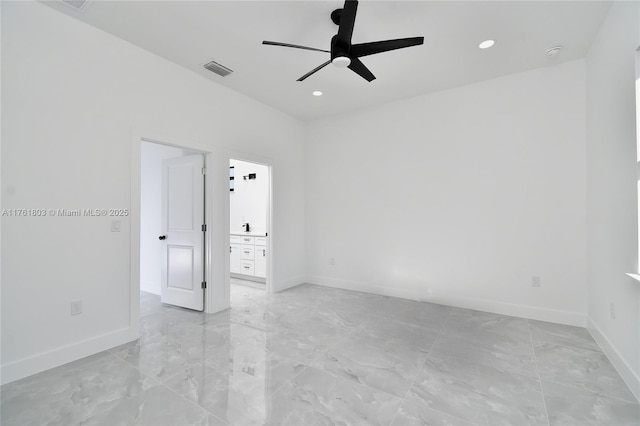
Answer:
[2, 283, 638, 425]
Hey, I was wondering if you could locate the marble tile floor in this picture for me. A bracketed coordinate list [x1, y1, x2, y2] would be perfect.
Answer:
[1, 283, 638, 426]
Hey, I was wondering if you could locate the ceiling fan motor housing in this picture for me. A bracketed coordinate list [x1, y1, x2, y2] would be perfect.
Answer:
[330, 34, 350, 64]
[330, 8, 342, 26]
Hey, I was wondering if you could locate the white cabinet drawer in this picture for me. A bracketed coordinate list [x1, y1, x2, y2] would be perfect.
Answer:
[230, 235, 242, 244]
[240, 260, 255, 275]
[239, 236, 255, 244]
[254, 237, 267, 247]
[240, 245, 254, 260]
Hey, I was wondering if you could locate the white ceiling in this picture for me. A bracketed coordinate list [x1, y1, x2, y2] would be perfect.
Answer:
[43, 0, 611, 121]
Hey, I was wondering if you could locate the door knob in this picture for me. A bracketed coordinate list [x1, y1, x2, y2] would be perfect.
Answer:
[158, 235, 166, 240]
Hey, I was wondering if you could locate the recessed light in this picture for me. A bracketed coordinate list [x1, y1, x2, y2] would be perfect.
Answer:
[478, 40, 495, 49]
[312, 91, 323, 96]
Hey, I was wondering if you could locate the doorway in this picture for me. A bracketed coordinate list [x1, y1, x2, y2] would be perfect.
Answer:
[140, 140, 207, 313]
[229, 158, 271, 302]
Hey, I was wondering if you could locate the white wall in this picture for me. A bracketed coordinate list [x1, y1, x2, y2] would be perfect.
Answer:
[1, 1, 306, 384]
[230, 159, 268, 235]
[140, 142, 188, 295]
[306, 59, 588, 326]
[585, 0, 640, 400]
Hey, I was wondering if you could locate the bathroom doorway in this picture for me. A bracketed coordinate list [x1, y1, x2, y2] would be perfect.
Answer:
[229, 158, 271, 297]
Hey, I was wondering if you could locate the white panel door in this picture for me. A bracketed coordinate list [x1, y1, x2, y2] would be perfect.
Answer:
[160, 154, 204, 311]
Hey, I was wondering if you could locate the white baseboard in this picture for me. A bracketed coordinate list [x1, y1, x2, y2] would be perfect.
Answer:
[230, 273, 266, 284]
[0, 326, 138, 386]
[305, 275, 586, 327]
[273, 274, 306, 293]
[587, 317, 640, 402]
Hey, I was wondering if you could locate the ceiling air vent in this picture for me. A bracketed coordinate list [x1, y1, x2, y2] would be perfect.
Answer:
[61, 0, 89, 11]
[203, 60, 233, 77]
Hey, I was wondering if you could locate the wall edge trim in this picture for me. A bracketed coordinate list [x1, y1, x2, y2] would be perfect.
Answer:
[0, 326, 138, 386]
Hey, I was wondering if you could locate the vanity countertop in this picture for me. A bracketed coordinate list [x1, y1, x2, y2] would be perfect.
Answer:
[231, 232, 267, 237]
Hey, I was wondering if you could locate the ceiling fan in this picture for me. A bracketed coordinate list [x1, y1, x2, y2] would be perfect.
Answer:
[262, 0, 424, 82]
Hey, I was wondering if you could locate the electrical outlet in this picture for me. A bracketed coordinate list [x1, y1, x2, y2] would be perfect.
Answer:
[610, 302, 616, 320]
[70, 300, 83, 316]
[531, 276, 541, 287]
[329, 257, 335, 266]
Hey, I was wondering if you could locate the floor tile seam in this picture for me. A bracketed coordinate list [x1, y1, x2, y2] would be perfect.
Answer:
[408, 320, 547, 423]
[63, 350, 139, 375]
[527, 320, 552, 426]
[386, 402, 402, 426]
[67, 350, 175, 426]
[531, 339, 605, 355]
[365, 311, 447, 332]
[273, 324, 353, 352]
[310, 352, 421, 396]
[375, 319, 446, 336]
[278, 361, 408, 408]
[318, 363, 410, 402]
[319, 329, 360, 355]
[259, 324, 332, 366]
[539, 377, 640, 405]
[384, 369, 435, 426]
[528, 323, 592, 334]
[152, 359, 213, 386]
[320, 332, 431, 374]
[392, 315, 450, 424]
[135, 332, 219, 350]
[444, 321, 532, 334]
[105, 345, 202, 385]
[105, 347, 148, 378]
[228, 319, 269, 333]
[153, 312, 207, 328]
[267, 360, 315, 400]
[422, 311, 451, 363]
[432, 329, 537, 354]
[530, 337, 635, 401]
[424, 349, 540, 381]
[162, 314, 210, 328]
[108, 347, 231, 425]
[144, 368, 232, 426]
[395, 396, 482, 426]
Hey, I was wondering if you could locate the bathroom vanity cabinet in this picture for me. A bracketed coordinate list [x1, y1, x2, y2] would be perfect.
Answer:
[230, 234, 267, 280]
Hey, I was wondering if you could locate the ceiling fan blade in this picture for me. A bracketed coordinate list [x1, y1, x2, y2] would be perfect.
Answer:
[336, 0, 358, 46]
[348, 57, 375, 82]
[262, 41, 329, 53]
[351, 37, 424, 58]
[297, 60, 331, 81]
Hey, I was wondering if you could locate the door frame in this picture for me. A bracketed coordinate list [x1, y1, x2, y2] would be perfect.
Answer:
[227, 155, 274, 295]
[130, 131, 276, 338]
[130, 131, 215, 335]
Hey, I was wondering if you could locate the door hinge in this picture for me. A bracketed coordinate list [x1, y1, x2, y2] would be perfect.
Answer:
[201, 224, 207, 232]
[202, 167, 207, 175]
[201, 281, 207, 289]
